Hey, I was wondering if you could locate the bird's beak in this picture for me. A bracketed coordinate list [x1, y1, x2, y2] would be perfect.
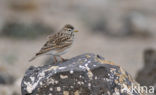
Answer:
[74, 30, 79, 32]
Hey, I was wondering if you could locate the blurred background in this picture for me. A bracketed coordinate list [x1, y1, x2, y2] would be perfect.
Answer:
[0, 0, 156, 95]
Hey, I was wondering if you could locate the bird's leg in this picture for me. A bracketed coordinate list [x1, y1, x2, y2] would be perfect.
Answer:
[47, 54, 57, 63]
[53, 56, 57, 63]
[59, 56, 65, 62]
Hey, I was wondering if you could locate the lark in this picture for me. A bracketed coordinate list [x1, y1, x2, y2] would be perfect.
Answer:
[29, 24, 78, 62]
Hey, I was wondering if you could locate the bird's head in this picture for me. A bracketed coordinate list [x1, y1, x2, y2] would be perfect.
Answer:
[63, 24, 78, 34]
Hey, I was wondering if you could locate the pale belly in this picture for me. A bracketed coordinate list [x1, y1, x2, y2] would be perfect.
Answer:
[46, 47, 71, 56]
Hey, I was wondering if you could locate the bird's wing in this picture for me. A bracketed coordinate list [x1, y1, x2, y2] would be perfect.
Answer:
[36, 33, 72, 56]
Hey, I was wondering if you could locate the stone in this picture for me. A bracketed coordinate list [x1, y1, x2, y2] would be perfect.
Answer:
[1, 21, 53, 39]
[21, 53, 143, 95]
[0, 72, 15, 85]
[126, 12, 150, 37]
[106, 16, 131, 37]
[136, 49, 156, 94]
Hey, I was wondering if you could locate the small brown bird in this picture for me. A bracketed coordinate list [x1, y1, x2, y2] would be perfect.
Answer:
[29, 24, 78, 62]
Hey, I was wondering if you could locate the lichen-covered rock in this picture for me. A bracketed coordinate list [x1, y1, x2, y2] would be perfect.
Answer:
[21, 53, 143, 95]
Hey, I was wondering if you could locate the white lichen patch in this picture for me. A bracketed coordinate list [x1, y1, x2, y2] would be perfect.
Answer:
[40, 82, 43, 85]
[93, 64, 96, 67]
[120, 84, 131, 94]
[57, 87, 61, 92]
[24, 81, 33, 93]
[108, 73, 115, 80]
[94, 76, 97, 80]
[55, 80, 58, 84]
[30, 77, 35, 82]
[48, 78, 55, 84]
[84, 58, 88, 62]
[59, 67, 67, 70]
[24, 65, 68, 94]
[88, 60, 91, 63]
[70, 70, 74, 74]
[39, 72, 45, 77]
[104, 78, 111, 82]
[87, 69, 93, 79]
[108, 73, 110, 76]
[70, 86, 74, 88]
[79, 75, 82, 78]
[46, 77, 58, 85]
[24, 70, 46, 93]
[107, 91, 111, 95]
[60, 75, 68, 79]
[85, 64, 93, 80]
[77, 81, 84, 85]
[88, 83, 91, 87]
[49, 88, 53, 91]
[79, 65, 86, 70]
[48, 93, 52, 95]
[25, 79, 41, 93]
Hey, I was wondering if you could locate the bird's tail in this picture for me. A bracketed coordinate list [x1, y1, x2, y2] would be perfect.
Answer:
[29, 55, 37, 62]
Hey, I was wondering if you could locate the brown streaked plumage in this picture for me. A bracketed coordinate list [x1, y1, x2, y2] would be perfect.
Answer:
[29, 24, 78, 62]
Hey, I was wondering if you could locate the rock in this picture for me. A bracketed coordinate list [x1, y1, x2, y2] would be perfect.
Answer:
[136, 49, 156, 93]
[0, 72, 15, 85]
[105, 12, 150, 37]
[1, 21, 53, 39]
[83, 15, 107, 32]
[106, 16, 131, 37]
[126, 12, 150, 37]
[21, 53, 143, 95]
